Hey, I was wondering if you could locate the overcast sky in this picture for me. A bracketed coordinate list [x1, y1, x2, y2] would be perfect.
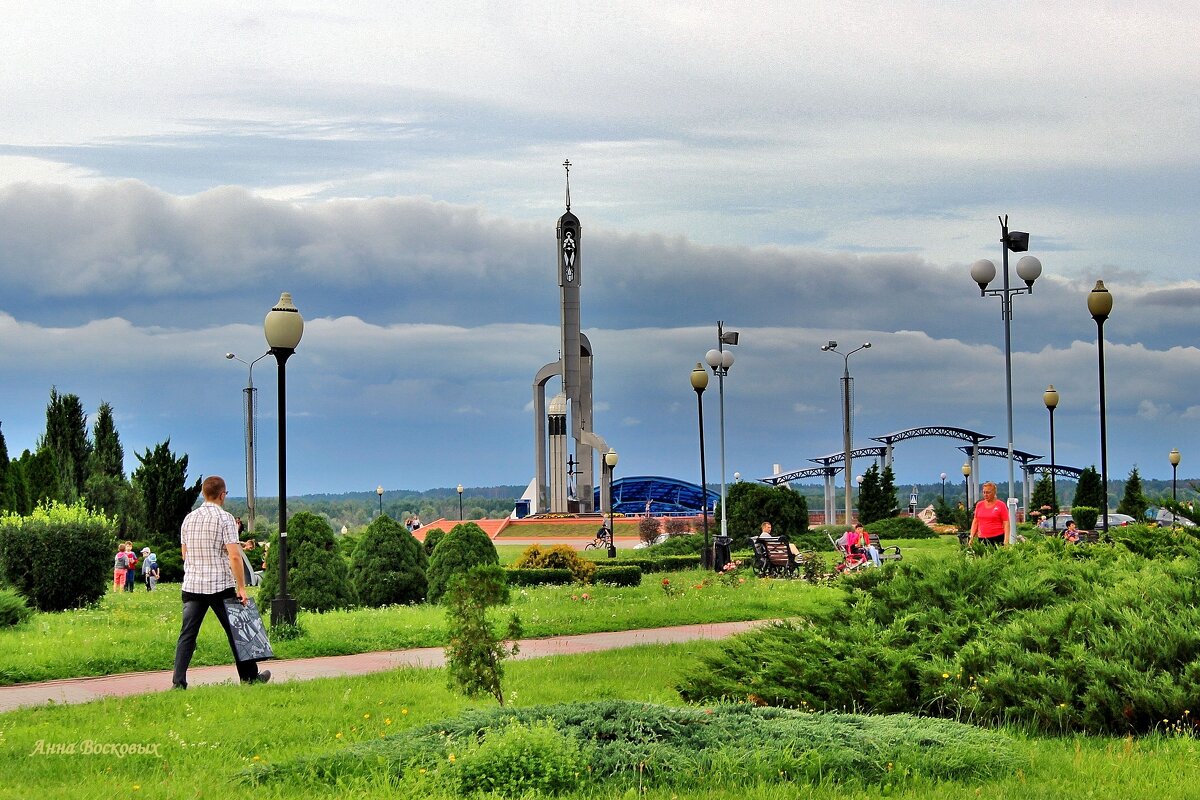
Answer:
[1, 1, 1198, 500]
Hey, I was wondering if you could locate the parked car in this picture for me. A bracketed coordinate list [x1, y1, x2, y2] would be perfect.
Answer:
[1155, 509, 1197, 527]
[1037, 512, 1135, 531]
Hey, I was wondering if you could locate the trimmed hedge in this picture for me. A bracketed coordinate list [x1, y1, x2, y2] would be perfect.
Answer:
[594, 566, 642, 586]
[865, 516, 939, 540]
[351, 514, 428, 606]
[259, 512, 356, 612]
[603, 555, 700, 573]
[426, 522, 499, 604]
[0, 501, 114, 611]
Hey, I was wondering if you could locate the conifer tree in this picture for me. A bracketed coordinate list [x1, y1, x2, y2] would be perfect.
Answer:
[131, 440, 202, 538]
[1073, 466, 1106, 512]
[0, 422, 10, 512]
[1030, 472, 1059, 518]
[39, 388, 91, 497]
[1116, 465, 1149, 521]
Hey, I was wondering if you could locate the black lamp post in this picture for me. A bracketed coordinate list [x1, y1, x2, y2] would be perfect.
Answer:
[1088, 280, 1113, 533]
[604, 450, 619, 558]
[1170, 449, 1181, 504]
[376, 485, 384, 517]
[457, 484, 464, 520]
[264, 292, 303, 628]
[1044, 385, 1059, 532]
[962, 462, 971, 505]
[691, 363, 712, 570]
[940, 472, 947, 504]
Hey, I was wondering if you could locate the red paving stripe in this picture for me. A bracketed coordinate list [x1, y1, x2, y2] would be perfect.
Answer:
[0, 621, 769, 713]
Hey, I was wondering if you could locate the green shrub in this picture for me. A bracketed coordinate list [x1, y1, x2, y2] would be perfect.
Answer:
[452, 718, 585, 796]
[426, 522, 499, 604]
[1073, 506, 1099, 531]
[645, 533, 705, 555]
[608, 555, 700, 573]
[505, 568, 575, 587]
[513, 544, 597, 583]
[593, 566, 642, 586]
[664, 517, 691, 535]
[351, 514, 428, 607]
[153, 543, 183, 583]
[259, 512, 355, 613]
[682, 535, 1200, 735]
[421, 527, 446, 556]
[336, 532, 359, 560]
[443, 564, 520, 705]
[638, 515, 661, 544]
[866, 516, 938, 540]
[250, 700, 1016, 790]
[0, 587, 32, 627]
[0, 501, 115, 611]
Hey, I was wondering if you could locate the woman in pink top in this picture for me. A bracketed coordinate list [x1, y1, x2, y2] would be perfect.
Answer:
[969, 481, 1009, 546]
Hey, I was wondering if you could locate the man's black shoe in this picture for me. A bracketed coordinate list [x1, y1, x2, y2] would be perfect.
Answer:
[244, 670, 271, 685]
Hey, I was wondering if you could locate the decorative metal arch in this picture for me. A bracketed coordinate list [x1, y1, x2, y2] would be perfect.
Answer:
[957, 445, 1043, 465]
[761, 466, 838, 485]
[808, 447, 888, 467]
[872, 426, 994, 447]
[1025, 463, 1084, 479]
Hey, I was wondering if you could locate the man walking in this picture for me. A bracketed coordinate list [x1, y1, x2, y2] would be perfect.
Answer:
[172, 475, 270, 689]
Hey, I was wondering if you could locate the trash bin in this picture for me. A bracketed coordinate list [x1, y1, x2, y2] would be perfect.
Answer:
[513, 499, 530, 519]
[712, 536, 733, 572]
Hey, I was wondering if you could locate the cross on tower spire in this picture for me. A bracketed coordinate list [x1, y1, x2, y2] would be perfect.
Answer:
[563, 159, 572, 211]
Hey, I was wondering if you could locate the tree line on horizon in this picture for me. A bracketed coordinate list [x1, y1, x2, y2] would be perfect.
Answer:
[0, 388, 200, 542]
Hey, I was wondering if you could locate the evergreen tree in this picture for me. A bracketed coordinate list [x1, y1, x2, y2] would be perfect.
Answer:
[5, 455, 31, 515]
[0, 422, 10, 512]
[88, 402, 124, 478]
[1030, 472, 1059, 518]
[39, 388, 90, 498]
[131, 439, 202, 539]
[858, 463, 900, 525]
[1073, 466, 1106, 512]
[351, 513, 428, 607]
[879, 465, 900, 518]
[1117, 465, 1149, 521]
[21, 447, 72, 506]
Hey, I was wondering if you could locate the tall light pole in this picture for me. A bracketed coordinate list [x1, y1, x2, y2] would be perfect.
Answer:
[225, 351, 270, 534]
[604, 450, 619, 558]
[457, 483, 464, 520]
[971, 216, 1043, 517]
[962, 462, 971, 505]
[705, 321, 739, 542]
[821, 340, 871, 526]
[690, 363, 713, 570]
[940, 472, 947, 504]
[376, 485, 384, 517]
[1088, 280, 1112, 533]
[264, 292, 303, 628]
[1044, 385, 1059, 532]
[1170, 448, 1181, 504]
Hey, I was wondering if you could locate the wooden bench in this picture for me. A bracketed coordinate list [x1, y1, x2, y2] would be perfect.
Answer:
[749, 536, 799, 578]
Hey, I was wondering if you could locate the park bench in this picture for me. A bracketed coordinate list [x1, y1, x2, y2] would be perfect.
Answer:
[749, 536, 799, 578]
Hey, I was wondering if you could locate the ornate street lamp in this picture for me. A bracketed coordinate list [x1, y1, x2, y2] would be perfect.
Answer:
[457, 483, 464, 520]
[705, 321, 739, 543]
[376, 485, 384, 517]
[604, 450, 619, 558]
[962, 462, 971, 505]
[1170, 448, 1181, 504]
[264, 291, 303, 628]
[821, 340, 871, 526]
[971, 216, 1043, 517]
[1043, 384, 1059, 532]
[690, 363, 713, 570]
[1088, 280, 1113, 533]
[225, 350, 270, 534]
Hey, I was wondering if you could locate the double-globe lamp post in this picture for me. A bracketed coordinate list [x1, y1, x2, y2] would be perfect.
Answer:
[1088, 281, 1113, 533]
[690, 363, 713, 570]
[821, 341, 871, 526]
[1044, 385, 1059, 532]
[970, 216, 1043, 516]
[604, 450, 619, 558]
[705, 322, 739, 543]
[1170, 449, 1181, 504]
[265, 292, 303, 628]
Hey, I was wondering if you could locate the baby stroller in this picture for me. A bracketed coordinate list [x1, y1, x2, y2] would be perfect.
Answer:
[828, 532, 870, 574]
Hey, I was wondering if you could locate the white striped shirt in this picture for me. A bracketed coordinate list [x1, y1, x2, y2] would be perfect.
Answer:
[180, 502, 239, 594]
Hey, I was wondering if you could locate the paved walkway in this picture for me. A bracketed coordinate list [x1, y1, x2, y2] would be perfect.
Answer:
[0, 621, 765, 714]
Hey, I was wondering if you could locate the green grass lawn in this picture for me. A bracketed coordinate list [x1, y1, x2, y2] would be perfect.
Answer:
[3, 640, 1200, 799]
